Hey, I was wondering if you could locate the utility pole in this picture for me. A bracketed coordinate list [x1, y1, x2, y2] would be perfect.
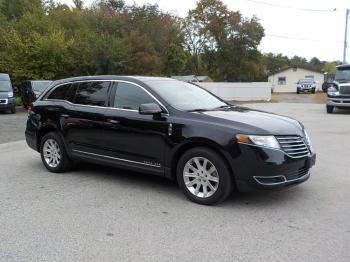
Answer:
[343, 9, 349, 64]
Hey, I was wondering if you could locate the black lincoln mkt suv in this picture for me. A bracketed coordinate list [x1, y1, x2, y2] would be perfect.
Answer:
[25, 76, 316, 205]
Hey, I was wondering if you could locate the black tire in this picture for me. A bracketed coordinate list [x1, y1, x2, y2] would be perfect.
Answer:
[10, 106, 16, 114]
[40, 132, 72, 173]
[176, 147, 233, 205]
[312, 89, 315, 94]
[296, 89, 300, 94]
[326, 105, 334, 114]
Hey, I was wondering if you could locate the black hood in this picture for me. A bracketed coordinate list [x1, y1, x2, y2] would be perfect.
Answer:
[193, 106, 304, 136]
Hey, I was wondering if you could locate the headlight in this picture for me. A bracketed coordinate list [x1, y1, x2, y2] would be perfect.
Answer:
[236, 134, 280, 149]
[327, 86, 339, 96]
[8, 91, 14, 98]
[304, 130, 313, 152]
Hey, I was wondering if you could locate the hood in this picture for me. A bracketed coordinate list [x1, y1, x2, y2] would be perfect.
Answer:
[334, 81, 350, 86]
[0, 91, 9, 99]
[196, 106, 304, 136]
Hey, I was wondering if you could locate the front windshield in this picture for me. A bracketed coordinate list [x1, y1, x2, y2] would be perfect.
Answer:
[0, 81, 11, 92]
[147, 80, 228, 111]
[335, 68, 350, 81]
[298, 79, 314, 84]
[32, 81, 52, 92]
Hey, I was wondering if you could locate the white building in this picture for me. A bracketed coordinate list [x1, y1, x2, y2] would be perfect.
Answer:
[268, 67, 324, 93]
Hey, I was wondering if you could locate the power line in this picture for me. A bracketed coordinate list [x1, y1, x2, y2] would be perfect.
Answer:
[245, 0, 340, 12]
[265, 34, 343, 43]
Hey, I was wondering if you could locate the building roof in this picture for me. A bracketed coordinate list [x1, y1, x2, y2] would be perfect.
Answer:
[269, 66, 323, 76]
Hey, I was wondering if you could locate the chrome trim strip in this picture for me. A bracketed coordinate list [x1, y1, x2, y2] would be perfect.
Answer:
[276, 137, 303, 140]
[72, 149, 161, 168]
[237, 142, 310, 159]
[43, 79, 169, 115]
[253, 171, 310, 186]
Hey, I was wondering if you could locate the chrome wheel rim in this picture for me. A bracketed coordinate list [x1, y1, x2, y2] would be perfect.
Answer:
[43, 139, 61, 168]
[183, 157, 219, 198]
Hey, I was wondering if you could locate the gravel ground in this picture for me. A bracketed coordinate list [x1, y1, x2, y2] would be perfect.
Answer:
[0, 103, 350, 262]
[0, 108, 27, 144]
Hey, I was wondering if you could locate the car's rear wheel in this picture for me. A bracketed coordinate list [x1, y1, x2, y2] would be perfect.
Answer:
[326, 105, 334, 114]
[40, 132, 72, 173]
[176, 147, 232, 205]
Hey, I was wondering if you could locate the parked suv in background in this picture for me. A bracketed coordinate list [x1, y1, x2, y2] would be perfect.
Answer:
[0, 73, 16, 114]
[326, 64, 350, 113]
[25, 76, 316, 205]
[21, 80, 52, 108]
[296, 79, 316, 94]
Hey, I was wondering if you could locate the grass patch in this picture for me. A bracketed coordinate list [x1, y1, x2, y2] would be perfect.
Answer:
[15, 96, 23, 106]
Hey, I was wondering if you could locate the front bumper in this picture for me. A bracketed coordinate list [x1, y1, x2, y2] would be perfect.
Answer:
[327, 96, 350, 107]
[0, 97, 15, 111]
[229, 143, 316, 192]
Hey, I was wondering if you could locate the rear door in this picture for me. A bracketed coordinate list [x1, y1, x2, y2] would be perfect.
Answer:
[62, 81, 113, 155]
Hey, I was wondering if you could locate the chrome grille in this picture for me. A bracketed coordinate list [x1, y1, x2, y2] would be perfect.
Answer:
[339, 85, 350, 95]
[0, 99, 7, 104]
[276, 136, 310, 158]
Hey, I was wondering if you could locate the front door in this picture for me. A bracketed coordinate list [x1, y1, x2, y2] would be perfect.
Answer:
[103, 81, 169, 174]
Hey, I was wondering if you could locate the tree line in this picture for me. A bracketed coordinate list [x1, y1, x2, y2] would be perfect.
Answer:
[0, 0, 340, 85]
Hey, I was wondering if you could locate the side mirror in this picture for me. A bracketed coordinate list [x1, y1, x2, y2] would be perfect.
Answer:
[13, 86, 18, 93]
[139, 103, 162, 115]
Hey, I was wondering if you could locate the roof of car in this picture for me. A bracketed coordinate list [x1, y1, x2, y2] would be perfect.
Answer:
[52, 76, 177, 86]
[336, 64, 350, 69]
[0, 73, 10, 81]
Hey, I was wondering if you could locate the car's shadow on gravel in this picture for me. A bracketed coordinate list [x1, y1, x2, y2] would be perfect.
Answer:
[44, 161, 308, 208]
[29, 157, 310, 208]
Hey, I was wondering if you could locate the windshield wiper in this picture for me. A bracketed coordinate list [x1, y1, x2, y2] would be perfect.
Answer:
[187, 108, 209, 112]
[212, 105, 233, 110]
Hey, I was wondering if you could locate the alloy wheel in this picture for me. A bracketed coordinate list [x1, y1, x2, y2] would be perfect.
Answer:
[183, 157, 219, 198]
[43, 139, 61, 168]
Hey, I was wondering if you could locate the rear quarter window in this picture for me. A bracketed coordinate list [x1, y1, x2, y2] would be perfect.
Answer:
[47, 84, 72, 100]
[74, 81, 111, 107]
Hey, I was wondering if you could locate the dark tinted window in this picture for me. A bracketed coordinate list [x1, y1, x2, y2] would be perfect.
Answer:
[75, 81, 110, 106]
[47, 84, 71, 100]
[66, 83, 79, 103]
[114, 82, 155, 110]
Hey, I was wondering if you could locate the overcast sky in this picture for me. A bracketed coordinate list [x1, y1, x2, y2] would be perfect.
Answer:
[58, 0, 350, 62]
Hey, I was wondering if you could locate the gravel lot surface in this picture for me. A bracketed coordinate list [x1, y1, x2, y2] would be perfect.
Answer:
[0, 108, 27, 144]
[0, 103, 350, 262]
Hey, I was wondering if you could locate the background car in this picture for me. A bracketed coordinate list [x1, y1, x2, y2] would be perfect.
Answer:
[326, 64, 350, 113]
[0, 73, 16, 114]
[21, 80, 52, 108]
[296, 79, 316, 94]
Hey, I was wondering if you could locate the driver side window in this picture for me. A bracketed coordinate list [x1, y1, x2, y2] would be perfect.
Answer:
[114, 82, 156, 110]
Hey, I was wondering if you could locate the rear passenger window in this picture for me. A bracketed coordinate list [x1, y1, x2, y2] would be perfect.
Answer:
[47, 84, 71, 100]
[74, 81, 110, 106]
[114, 82, 155, 110]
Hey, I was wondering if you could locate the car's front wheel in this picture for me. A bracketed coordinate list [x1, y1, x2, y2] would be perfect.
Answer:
[177, 147, 233, 205]
[40, 132, 72, 173]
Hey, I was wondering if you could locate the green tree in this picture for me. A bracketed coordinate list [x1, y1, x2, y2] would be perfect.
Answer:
[188, 0, 265, 81]
[0, 0, 43, 21]
[163, 44, 187, 76]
